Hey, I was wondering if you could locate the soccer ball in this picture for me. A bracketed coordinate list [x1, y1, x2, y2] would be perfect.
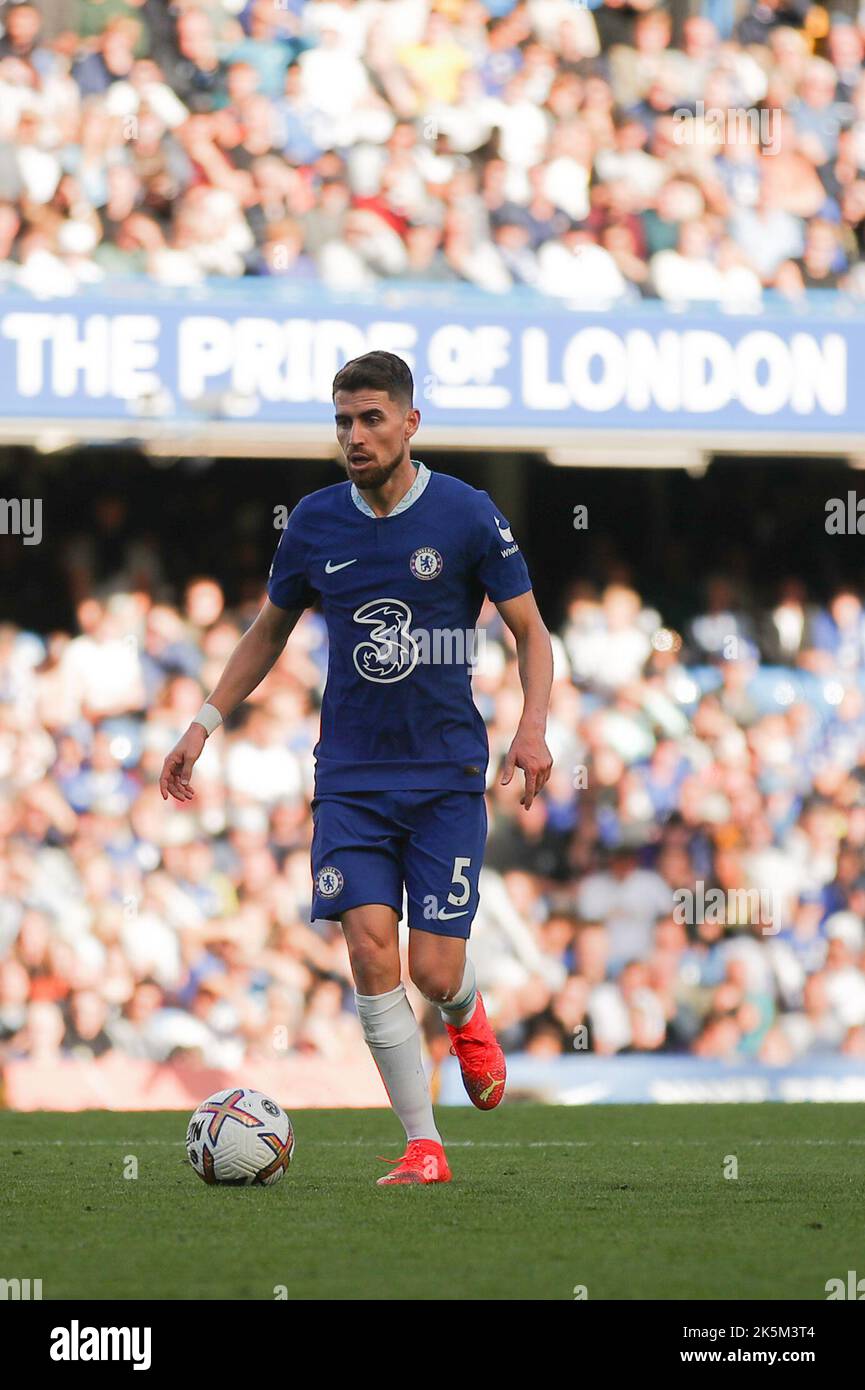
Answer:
[186, 1087, 295, 1186]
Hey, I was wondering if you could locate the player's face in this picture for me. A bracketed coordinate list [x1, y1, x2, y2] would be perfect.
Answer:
[333, 389, 419, 489]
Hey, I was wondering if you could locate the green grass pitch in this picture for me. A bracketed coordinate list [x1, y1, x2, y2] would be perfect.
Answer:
[1, 1104, 863, 1300]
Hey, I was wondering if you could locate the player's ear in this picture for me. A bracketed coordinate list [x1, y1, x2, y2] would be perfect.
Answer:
[406, 407, 420, 439]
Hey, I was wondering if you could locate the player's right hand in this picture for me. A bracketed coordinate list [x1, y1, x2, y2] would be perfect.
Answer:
[159, 723, 207, 802]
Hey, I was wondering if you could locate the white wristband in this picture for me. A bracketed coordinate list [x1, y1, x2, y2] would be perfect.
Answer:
[192, 703, 223, 737]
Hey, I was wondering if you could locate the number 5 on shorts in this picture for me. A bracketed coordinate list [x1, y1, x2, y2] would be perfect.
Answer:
[448, 857, 472, 907]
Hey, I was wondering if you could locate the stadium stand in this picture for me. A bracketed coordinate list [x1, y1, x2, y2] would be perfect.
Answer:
[1, 0, 865, 1094]
[3, 542, 865, 1072]
[2, 0, 865, 300]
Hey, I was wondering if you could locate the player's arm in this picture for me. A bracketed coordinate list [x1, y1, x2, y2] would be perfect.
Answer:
[495, 589, 553, 810]
[159, 598, 304, 803]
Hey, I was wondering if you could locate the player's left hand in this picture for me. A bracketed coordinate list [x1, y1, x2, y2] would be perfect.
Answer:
[501, 727, 552, 810]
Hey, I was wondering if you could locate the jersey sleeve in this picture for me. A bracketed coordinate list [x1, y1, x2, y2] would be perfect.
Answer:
[267, 502, 316, 611]
[471, 489, 532, 602]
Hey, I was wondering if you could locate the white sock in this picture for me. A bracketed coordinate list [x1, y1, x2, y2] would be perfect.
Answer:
[355, 983, 441, 1144]
[435, 958, 477, 1030]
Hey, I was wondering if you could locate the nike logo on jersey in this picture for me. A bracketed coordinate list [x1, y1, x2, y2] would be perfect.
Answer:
[436, 907, 469, 920]
[325, 559, 358, 573]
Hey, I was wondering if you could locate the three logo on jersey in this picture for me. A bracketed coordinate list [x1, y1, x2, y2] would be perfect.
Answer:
[353, 598, 418, 683]
[323, 516, 517, 685]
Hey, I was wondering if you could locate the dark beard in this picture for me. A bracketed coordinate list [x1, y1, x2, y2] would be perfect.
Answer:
[345, 448, 404, 491]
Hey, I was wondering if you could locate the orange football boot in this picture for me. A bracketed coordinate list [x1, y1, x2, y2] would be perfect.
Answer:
[376, 1138, 452, 1186]
[445, 991, 507, 1110]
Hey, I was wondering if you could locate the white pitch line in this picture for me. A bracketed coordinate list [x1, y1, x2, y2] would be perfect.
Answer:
[2, 1137, 865, 1149]
[0, 1138, 590, 1149]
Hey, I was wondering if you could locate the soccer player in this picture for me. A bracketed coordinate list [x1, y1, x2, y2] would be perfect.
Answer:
[160, 351, 553, 1185]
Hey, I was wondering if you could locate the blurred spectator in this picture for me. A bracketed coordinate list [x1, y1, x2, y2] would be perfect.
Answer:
[0, 0, 864, 297]
[4, 554, 865, 1066]
[2, 0, 865, 1076]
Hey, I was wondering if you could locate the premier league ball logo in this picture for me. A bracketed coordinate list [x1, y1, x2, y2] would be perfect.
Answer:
[316, 865, 344, 898]
[410, 547, 443, 580]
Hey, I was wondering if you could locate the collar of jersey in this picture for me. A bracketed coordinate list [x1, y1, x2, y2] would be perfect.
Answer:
[350, 459, 430, 519]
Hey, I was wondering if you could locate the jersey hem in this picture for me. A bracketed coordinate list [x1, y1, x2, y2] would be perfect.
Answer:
[485, 583, 532, 604]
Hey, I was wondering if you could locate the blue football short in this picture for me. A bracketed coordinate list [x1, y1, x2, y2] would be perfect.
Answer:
[310, 789, 488, 939]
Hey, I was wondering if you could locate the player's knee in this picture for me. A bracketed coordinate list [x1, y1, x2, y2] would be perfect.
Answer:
[345, 932, 395, 993]
[410, 965, 462, 1006]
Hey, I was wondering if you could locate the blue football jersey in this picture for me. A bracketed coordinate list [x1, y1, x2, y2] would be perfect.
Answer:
[267, 461, 532, 793]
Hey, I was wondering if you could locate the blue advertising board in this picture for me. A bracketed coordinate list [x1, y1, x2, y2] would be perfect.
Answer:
[438, 1053, 865, 1104]
[0, 281, 862, 443]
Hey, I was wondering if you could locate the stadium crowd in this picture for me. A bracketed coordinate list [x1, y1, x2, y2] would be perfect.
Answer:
[3, 0, 865, 301]
[2, 535, 865, 1072]
[2, 0, 865, 1080]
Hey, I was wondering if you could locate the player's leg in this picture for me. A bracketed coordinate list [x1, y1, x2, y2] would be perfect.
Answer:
[342, 903, 451, 1186]
[407, 931, 474, 1025]
[404, 792, 507, 1110]
[409, 926, 506, 1110]
[342, 902, 440, 1140]
[309, 794, 450, 1185]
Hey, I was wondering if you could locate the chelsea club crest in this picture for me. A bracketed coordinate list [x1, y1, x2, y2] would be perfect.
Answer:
[409, 547, 443, 580]
[316, 865, 344, 898]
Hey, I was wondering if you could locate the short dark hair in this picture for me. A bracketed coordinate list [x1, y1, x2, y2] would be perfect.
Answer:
[332, 351, 414, 409]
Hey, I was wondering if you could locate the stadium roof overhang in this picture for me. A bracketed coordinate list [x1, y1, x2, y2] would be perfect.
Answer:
[2, 420, 863, 470]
